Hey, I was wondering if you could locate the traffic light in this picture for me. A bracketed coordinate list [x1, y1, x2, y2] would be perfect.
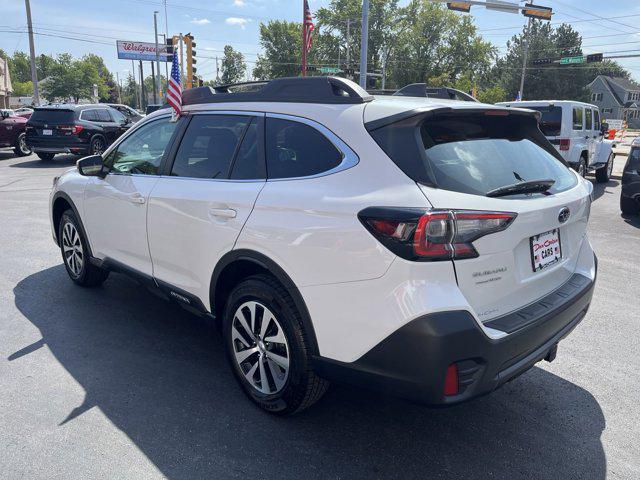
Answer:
[586, 53, 603, 63]
[185, 33, 197, 88]
[532, 58, 553, 66]
[446, 2, 471, 13]
[165, 37, 174, 62]
[522, 3, 553, 20]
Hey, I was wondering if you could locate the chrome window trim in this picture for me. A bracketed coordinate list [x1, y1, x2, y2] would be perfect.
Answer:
[264, 112, 359, 181]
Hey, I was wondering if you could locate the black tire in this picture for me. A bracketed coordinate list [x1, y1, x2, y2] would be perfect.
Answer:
[13, 132, 32, 157]
[620, 195, 639, 216]
[58, 209, 109, 287]
[223, 274, 328, 415]
[89, 135, 106, 155]
[575, 156, 587, 178]
[37, 152, 55, 161]
[595, 153, 614, 183]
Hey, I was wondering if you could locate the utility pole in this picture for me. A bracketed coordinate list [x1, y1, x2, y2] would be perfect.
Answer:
[518, 17, 532, 100]
[116, 72, 122, 104]
[215, 56, 220, 84]
[151, 62, 157, 104]
[139, 60, 145, 109]
[345, 19, 351, 67]
[154, 11, 162, 98]
[179, 33, 184, 80]
[131, 60, 139, 109]
[359, 0, 370, 88]
[24, 0, 40, 106]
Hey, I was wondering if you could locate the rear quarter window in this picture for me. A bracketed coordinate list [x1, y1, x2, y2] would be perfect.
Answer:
[572, 107, 584, 130]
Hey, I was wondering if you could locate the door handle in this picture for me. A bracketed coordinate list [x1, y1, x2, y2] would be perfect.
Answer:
[128, 193, 146, 204]
[209, 207, 237, 219]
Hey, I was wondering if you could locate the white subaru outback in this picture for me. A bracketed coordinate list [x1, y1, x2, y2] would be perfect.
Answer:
[50, 77, 597, 414]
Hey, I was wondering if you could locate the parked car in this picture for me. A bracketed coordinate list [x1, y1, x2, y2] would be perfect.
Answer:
[145, 104, 164, 115]
[496, 100, 615, 182]
[49, 77, 596, 415]
[14, 107, 34, 119]
[621, 136, 640, 215]
[0, 109, 31, 156]
[394, 84, 478, 102]
[26, 104, 131, 161]
[107, 103, 144, 123]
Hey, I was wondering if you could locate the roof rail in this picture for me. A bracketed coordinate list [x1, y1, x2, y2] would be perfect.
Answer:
[182, 76, 374, 106]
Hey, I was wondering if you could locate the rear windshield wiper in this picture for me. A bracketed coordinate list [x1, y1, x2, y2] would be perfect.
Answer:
[486, 179, 555, 198]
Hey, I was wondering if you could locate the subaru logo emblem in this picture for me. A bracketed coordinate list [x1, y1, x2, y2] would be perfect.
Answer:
[558, 207, 570, 224]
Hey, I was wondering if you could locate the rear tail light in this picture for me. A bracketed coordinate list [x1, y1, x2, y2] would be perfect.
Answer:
[359, 207, 517, 261]
[59, 124, 84, 135]
[559, 138, 570, 151]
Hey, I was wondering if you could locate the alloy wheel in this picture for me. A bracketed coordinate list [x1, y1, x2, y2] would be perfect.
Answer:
[231, 301, 290, 395]
[18, 134, 30, 155]
[578, 161, 586, 177]
[62, 222, 84, 277]
[91, 138, 104, 155]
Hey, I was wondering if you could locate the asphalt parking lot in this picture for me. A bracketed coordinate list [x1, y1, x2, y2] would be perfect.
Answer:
[1, 151, 639, 480]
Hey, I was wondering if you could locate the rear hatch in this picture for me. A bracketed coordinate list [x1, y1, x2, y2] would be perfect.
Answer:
[368, 106, 591, 322]
[26, 108, 77, 146]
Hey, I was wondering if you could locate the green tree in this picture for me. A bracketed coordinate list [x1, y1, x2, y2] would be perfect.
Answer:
[36, 54, 56, 80]
[220, 45, 247, 84]
[253, 21, 302, 79]
[11, 80, 33, 96]
[8, 51, 31, 83]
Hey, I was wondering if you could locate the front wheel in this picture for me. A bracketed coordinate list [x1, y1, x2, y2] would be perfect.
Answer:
[223, 274, 328, 415]
[595, 153, 614, 183]
[58, 209, 109, 287]
[621, 195, 639, 216]
[576, 157, 587, 178]
[89, 135, 106, 155]
[13, 132, 32, 156]
[37, 152, 55, 161]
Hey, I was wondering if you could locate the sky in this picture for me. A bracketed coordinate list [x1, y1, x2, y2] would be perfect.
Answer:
[2, 0, 640, 84]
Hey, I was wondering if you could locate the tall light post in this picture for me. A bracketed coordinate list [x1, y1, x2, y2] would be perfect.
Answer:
[154, 11, 162, 98]
[359, 0, 370, 88]
[24, 0, 40, 106]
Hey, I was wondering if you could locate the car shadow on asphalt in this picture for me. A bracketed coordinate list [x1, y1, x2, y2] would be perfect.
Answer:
[591, 178, 619, 202]
[12, 266, 607, 480]
[9, 154, 78, 169]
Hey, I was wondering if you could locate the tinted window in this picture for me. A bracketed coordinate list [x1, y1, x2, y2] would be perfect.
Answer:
[109, 108, 127, 123]
[230, 119, 264, 180]
[81, 109, 98, 122]
[105, 117, 176, 175]
[573, 107, 583, 130]
[528, 106, 562, 136]
[585, 108, 593, 130]
[29, 109, 75, 124]
[171, 114, 250, 179]
[370, 112, 577, 197]
[266, 118, 342, 179]
[594, 109, 600, 128]
[96, 109, 111, 122]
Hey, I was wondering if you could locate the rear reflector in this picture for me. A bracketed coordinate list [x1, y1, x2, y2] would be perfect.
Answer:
[444, 363, 459, 396]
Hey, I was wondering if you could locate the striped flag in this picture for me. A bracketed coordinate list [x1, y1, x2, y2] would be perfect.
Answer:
[303, 0, 314, 52]
[166, 51, 182, 115]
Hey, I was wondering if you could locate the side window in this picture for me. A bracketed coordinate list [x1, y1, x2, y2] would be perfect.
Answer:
[96, 109, 112, 122]
[230, 118, 264, 180]
[572, 107, 584, 130]
[171, 114, 250, 179]
[81, 109, 98, 122]
[594, 109, 600, 129]
[265, 117, 342, 179]
[109, 108, 127, 123]
[104, 117, 176, 175]
[585, 108, 593, 130]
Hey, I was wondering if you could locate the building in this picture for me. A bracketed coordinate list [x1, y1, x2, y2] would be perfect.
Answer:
[587, 75, 640, 128]
[0, 57, 12, 108]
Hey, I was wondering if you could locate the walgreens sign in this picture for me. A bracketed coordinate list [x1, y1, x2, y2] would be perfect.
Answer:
[116, 40, 170, 61]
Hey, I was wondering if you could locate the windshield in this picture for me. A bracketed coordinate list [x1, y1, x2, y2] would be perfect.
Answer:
[526, 106, 562, 136]
[29, 109, 75, 124]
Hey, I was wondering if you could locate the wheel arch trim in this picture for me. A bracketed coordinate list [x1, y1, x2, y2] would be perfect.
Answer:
[210, 249, 320, 356]
[51, 191, 94, 257]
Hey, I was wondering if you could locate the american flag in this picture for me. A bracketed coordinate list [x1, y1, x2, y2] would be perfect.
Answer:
[166, 51, 182, 115]
[303, 0, 314, 52]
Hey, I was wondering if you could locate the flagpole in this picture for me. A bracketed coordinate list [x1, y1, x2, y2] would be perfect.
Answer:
[301, 0, 307, 77]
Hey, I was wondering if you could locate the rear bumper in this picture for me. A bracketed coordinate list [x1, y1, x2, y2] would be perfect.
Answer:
[313, 256, 596, 405]
[26, 135, 90, 154]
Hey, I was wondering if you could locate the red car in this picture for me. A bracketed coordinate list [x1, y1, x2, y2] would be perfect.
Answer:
[0, 109, 32, 156]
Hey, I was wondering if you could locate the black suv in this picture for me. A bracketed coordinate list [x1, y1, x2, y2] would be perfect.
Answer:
[26, 104, 131, 161]
[621, 138, 640, 215]
[107, 103, 144, 123]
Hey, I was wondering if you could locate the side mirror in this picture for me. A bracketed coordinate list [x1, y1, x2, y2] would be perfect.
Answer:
[77, 155, 107, 178]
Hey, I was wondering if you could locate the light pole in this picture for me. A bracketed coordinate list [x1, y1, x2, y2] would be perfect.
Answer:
[24, 0, 40, 106]
[359, 0, 370, 88]
[518, 17, 532, 100]
[154, 11, 162, 98]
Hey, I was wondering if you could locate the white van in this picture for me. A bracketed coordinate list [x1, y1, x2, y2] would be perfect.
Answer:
[496, 100, 616, 182]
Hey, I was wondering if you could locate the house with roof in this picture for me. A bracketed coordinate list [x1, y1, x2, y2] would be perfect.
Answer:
[587, 75, 640, 128]
[0, 57, 12, 108]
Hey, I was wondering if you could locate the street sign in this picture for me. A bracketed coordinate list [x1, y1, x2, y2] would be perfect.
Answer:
[522, 3, 553, 20]
[560, 55, 585, 65]
[116, 40, 171, 62]
[319, 67, 343, 74]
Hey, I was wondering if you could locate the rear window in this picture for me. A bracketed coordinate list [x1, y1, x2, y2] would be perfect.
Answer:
[526, 106, 561, 137]
[370, 111, 577, 197]
[29, 109, 75, 124]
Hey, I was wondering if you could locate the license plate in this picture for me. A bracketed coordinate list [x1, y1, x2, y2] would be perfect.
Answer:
[530, 229, 562, 272]
[42, 129, 52, 135]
